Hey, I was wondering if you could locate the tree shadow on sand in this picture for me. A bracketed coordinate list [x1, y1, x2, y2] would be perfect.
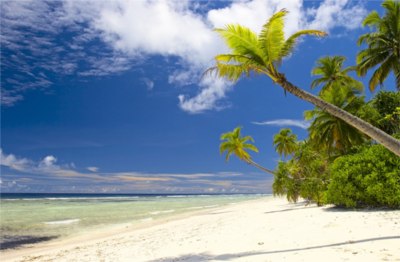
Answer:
[147, 236, 400, 262]
[323, 205, 399, 213]
[264, 205, 319, 215]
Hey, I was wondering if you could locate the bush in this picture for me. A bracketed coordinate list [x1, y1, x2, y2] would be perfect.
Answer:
[326, 144, 400, 208]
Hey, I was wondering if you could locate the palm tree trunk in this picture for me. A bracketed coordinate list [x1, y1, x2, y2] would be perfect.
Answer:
[246, 159, 275, 175]
[275, 73, 400, 157]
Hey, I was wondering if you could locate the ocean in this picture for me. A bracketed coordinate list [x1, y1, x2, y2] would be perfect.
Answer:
[0, 193, 266, 250]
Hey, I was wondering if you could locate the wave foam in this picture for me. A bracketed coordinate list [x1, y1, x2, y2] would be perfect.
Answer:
[44, 219, 80, 225]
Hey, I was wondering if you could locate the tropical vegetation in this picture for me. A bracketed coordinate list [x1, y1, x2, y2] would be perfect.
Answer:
[217, 1, 400, 208]
[207, 8, 400, 157]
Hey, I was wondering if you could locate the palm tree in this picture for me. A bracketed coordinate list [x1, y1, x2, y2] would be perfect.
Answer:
[273, 128, 298, 158]
[305, 90, 366, 154]
[357, 0, 400, 91]
[207, 9, 400, 157]
[220, 127, 275, 174]
[311, 56, 363, 95]
[308, 56, 367, 154]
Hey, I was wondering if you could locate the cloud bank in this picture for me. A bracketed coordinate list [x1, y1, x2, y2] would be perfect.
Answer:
[0, 148, 271, 194]
[1, 0, 366, 112]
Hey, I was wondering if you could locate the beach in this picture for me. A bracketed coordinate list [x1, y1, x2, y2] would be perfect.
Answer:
[1, 196, 399, 261]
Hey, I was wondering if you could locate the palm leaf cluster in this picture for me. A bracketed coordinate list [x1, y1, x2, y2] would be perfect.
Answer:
[311, 56, 363, 95]
[273, 128, 298, 158]
[208, 9, 326, 83]
[220, 127, 275, 174]
[219, 127, 258, 162]
[357, 0, 400, 91]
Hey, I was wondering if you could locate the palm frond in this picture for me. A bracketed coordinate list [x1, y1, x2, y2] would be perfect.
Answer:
[215, 25, 264, 65]
[258, 9, 287, 63]
[357, 48, 390, 76]
[368, 56, 393, 92]
[362, 11, 381, 27]
[243, 143, 259, 153]
[206, 63, 249, 82]
[310, 78, 328, 89]
[280, 30, 327, 59]
[242, 135, 255, 143]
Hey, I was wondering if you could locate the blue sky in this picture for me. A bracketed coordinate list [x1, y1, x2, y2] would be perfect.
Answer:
[0, 0, 396, 194]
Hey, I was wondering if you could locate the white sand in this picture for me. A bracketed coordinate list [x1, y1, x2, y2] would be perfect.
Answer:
[1, 197, 399, 262]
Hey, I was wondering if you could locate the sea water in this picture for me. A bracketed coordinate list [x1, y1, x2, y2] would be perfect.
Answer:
[0, 193, 265, 250]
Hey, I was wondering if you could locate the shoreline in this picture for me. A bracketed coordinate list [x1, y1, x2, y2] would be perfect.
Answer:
[1, 196, 399, 261]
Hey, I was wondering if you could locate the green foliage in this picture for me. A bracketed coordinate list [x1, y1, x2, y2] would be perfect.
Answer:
[326, 144, 400, 208]
[293, 141, 329, 206]
[272, 161, 301, 203]
[359, 91, 400, 135]
[272, 140, 329, 205]
[372, 91, 400, 135]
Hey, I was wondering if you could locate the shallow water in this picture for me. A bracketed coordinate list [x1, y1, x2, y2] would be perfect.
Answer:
[0, 194, 265, 249]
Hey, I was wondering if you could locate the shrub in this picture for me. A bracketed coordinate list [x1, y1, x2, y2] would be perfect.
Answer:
[326, 144, 400, 208]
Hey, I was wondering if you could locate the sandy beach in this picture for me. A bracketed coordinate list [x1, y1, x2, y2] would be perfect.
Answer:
[1, 196, 399, 262]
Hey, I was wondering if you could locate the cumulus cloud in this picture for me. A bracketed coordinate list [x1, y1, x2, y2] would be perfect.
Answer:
[178, 76, 232, 113]
[1, 0, 367, 112]
[252, 119, 310, 129]
[39, 155, 57, 168]
[1, 148, 78, 176]
[306, 0, 367, 31]
[0, 148, 32, 171]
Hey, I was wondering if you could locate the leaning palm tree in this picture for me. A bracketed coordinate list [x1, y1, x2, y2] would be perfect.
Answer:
[220, 127, 275, 174]
[357, 0, 400, 91]
[311, 56, 363, 95]
[207, 9, 400, 157]
[273, 128, 298, 158]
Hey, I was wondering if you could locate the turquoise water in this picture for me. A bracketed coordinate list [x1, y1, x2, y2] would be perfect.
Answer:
[0, 194, 265, 249]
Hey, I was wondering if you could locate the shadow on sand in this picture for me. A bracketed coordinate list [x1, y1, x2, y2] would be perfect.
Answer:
[147, 236, 400, 262]
[264, 205, 319, 215]
[0, 235, 58, 250]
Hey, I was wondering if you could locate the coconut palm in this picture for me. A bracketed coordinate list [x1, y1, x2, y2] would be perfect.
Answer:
[357, 0, 400, 91]
[311, 56, 363, 95]
[305, 87, 366, 154]
[309, 56, 367, 154]
[207, 9, 400, 156]
[220, 127, 275, 174]
[273, 128, 298, 158]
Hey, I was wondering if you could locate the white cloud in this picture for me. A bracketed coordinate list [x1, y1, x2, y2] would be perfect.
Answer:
[142, 78, 155, 91]
[87, 166, 99, 172]
[0, 149, 31, 171]
[306, 0, 367, 31]
[39, 155, 57, 168]
[178, 76, 232, 113]
[252, 119, 310, 129]
[1, 148, 76, 175]
[208, 0, 305, 37]
[1, 0, 367, 112]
